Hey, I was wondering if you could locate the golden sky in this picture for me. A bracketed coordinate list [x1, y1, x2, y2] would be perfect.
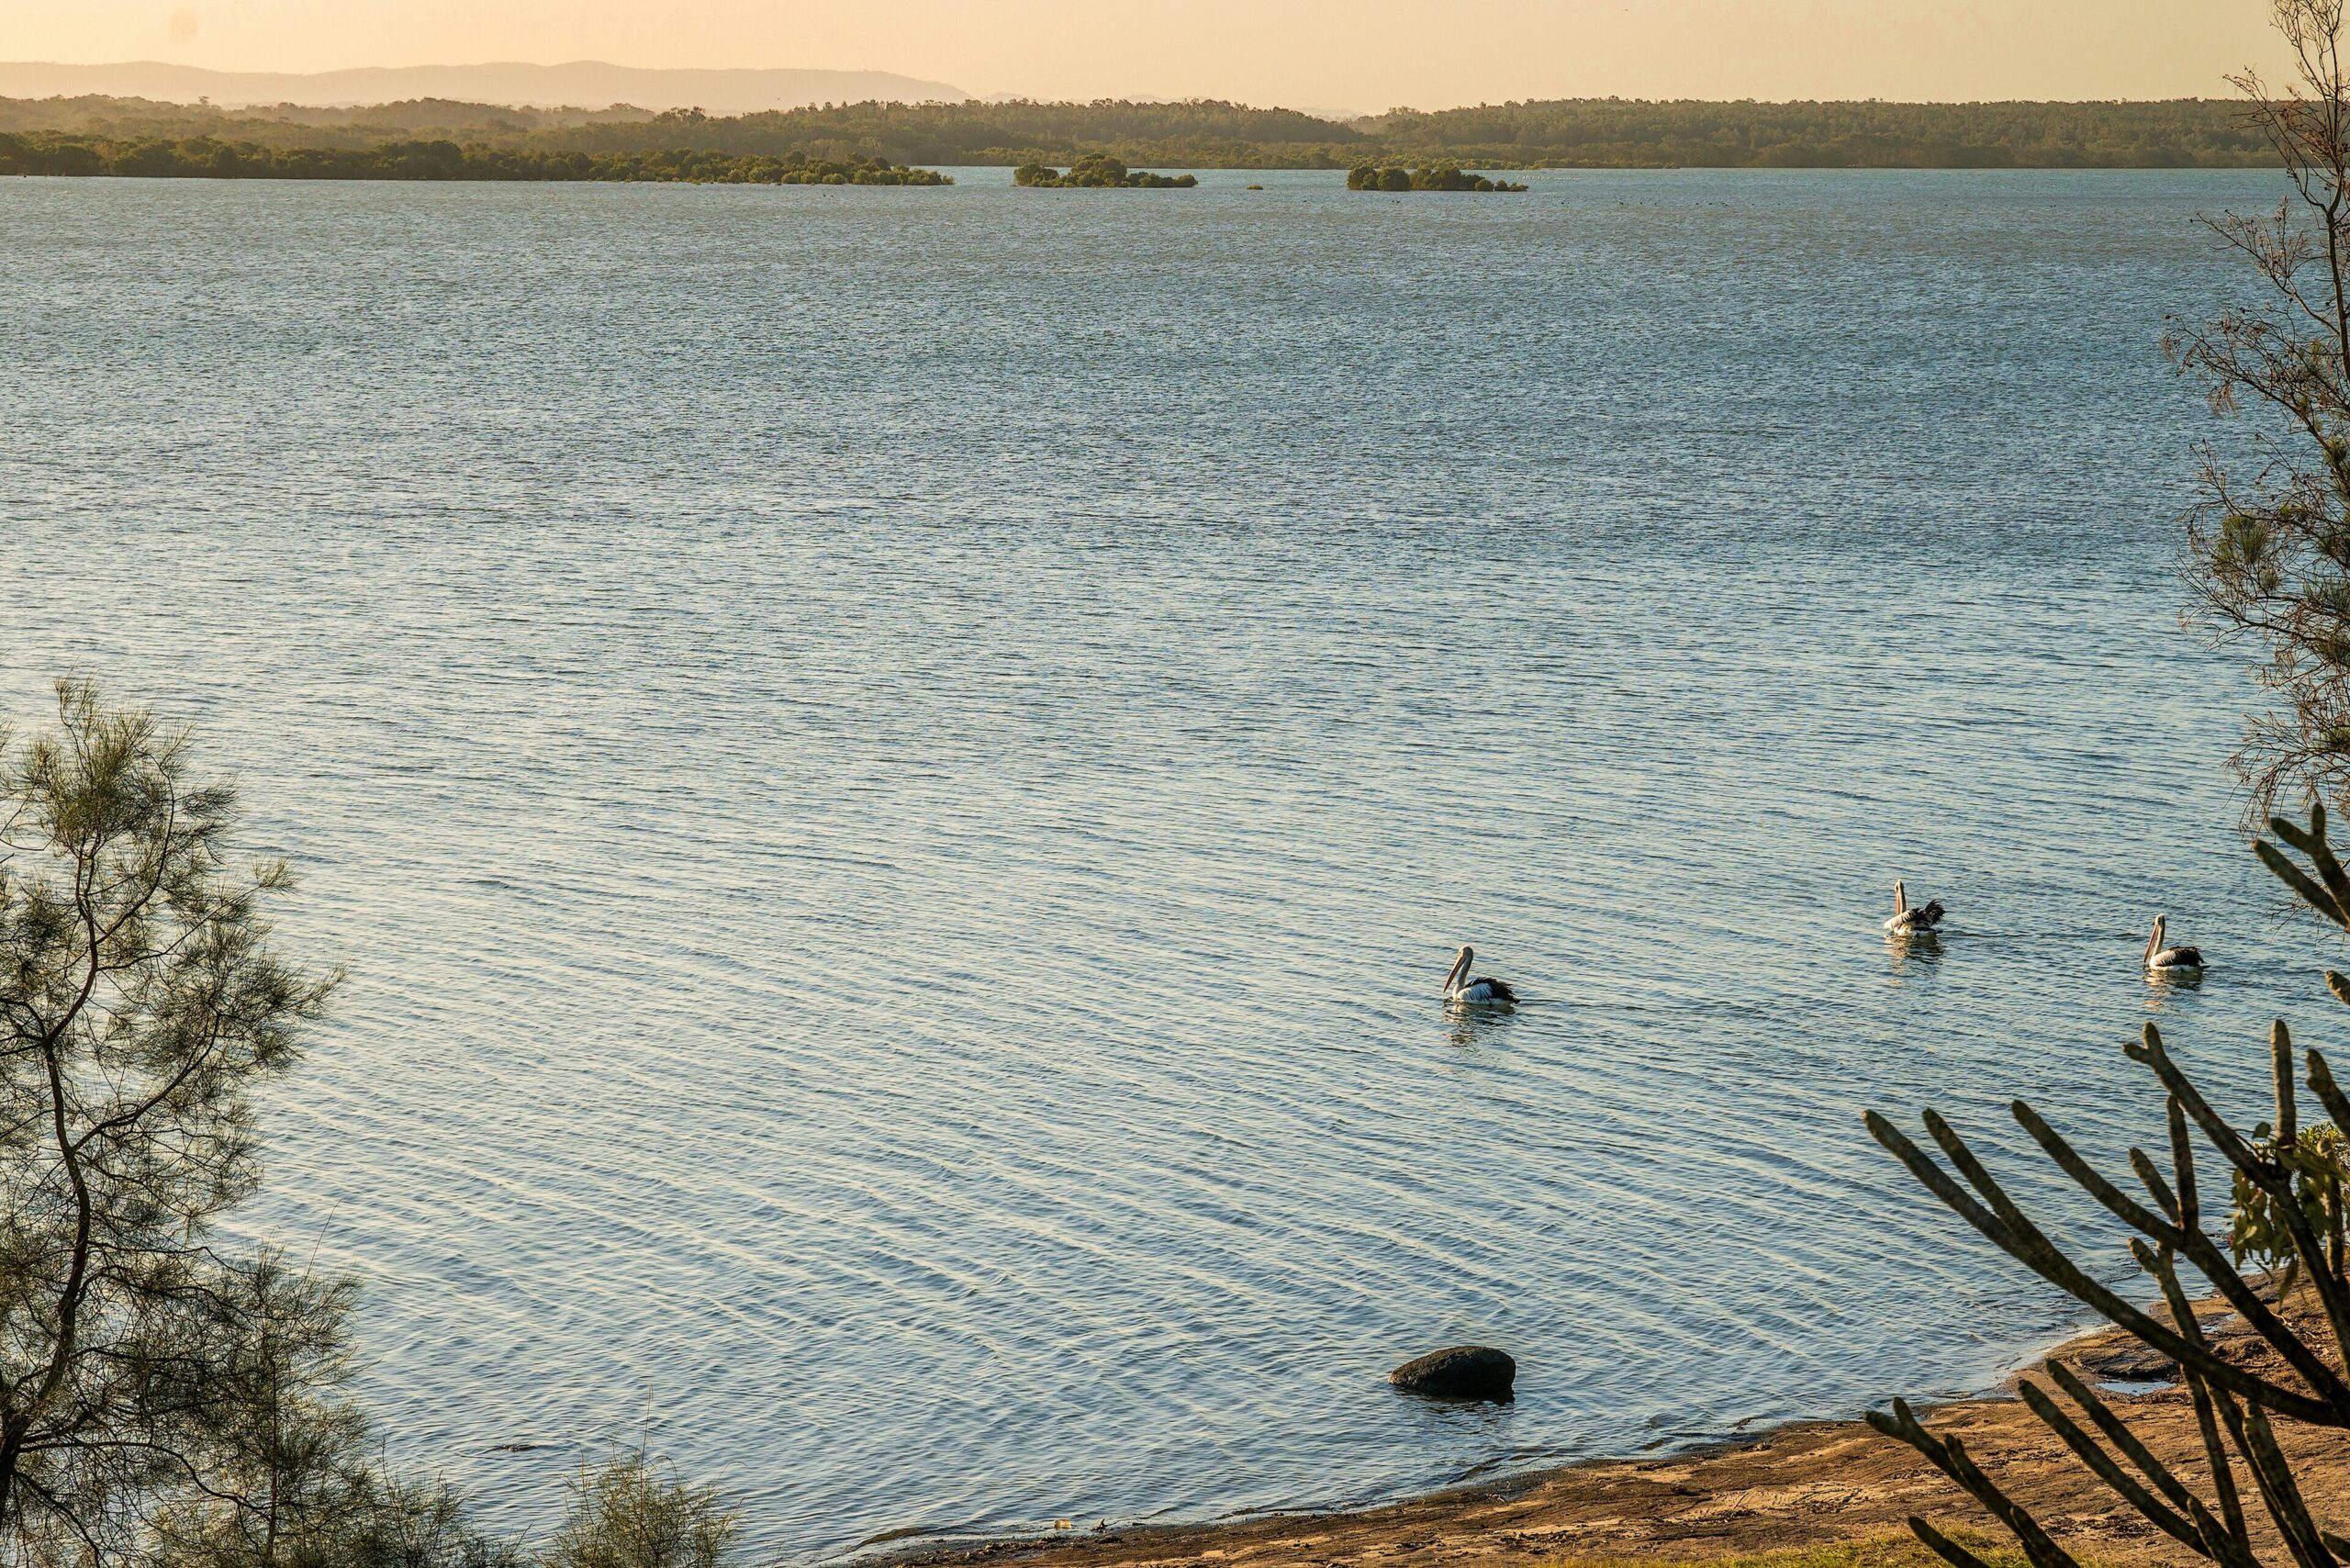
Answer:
[0, 0, 2298, 111]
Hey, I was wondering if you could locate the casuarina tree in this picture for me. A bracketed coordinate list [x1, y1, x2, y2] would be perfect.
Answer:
[2179, 0, 2350, 816]
[0, 680, 345, 1557]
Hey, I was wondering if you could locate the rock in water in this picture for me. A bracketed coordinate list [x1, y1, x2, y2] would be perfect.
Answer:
[1389, 1346, 1515, 1399]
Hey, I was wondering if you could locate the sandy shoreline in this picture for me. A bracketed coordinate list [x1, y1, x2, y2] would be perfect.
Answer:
[894, 1307, 2344, 1568]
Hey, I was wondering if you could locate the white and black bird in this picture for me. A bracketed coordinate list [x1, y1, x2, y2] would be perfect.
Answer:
[1884, 879, 1945, 935]
[2144, 914, 2205, 975]
[1443, 946, 1516, 1007]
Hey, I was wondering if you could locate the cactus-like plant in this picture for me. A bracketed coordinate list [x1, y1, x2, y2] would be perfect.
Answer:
[1867, 800, 2350, 1568]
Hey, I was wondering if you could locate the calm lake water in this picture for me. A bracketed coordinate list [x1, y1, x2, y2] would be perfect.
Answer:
[0, 165, 2326, 1559]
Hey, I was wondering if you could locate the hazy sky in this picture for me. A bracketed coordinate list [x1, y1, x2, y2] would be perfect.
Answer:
[1, 0, 2300, 111]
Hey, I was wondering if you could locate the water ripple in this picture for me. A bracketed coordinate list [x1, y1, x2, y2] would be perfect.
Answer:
[0, 165, 2311, 1561]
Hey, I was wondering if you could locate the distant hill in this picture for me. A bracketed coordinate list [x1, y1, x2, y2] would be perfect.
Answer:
[0, 61, 968, 114]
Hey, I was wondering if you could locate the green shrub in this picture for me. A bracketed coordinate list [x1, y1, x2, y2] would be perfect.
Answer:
[2229, 1122, 2348, 1294]
[538, 1455, 738, 1568]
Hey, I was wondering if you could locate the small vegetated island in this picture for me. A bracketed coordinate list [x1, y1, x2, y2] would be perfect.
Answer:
[1348, 161, 1527, 191]
[1013, 153, 1197, 186]
[0, 132, 950, 184]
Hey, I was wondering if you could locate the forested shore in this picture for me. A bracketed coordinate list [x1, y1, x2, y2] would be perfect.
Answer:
[0, 93, 2280, 171]
[0, 131, 949, 183]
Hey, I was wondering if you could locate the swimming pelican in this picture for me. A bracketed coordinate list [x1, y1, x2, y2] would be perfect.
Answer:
[1444, 946, 1516, 1006]
[2144, 914, 2205, 974]
[1884, 879, 1945, 935]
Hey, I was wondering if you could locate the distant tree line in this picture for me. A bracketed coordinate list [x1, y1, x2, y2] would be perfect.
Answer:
[1014, 153, 1196, 186]
[0, 95, 1358, 169]
[1361, 96, 2277, 167]
[0, 93, 2288, 170]
[0, 131, 950, 183]
[1347, 162, 1525, 191]
[0, 92, 659, 146]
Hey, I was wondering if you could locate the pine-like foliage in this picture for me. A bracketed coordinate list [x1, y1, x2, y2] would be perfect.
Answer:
[1869, 801, 2350, 1568]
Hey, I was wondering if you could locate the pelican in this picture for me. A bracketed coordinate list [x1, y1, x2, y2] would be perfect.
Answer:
[2144, 914, 2205, 974]
[1884, 879, 1945, 935]
[1444, 946, 1516, 1007]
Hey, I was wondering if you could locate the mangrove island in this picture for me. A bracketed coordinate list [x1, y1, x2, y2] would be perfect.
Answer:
[1348, 162, 1527, 191]
[1013, 154, 1197, 187]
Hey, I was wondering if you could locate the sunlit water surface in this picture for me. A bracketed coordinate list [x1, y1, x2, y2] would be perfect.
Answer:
[0, 166, 2327, 1560]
